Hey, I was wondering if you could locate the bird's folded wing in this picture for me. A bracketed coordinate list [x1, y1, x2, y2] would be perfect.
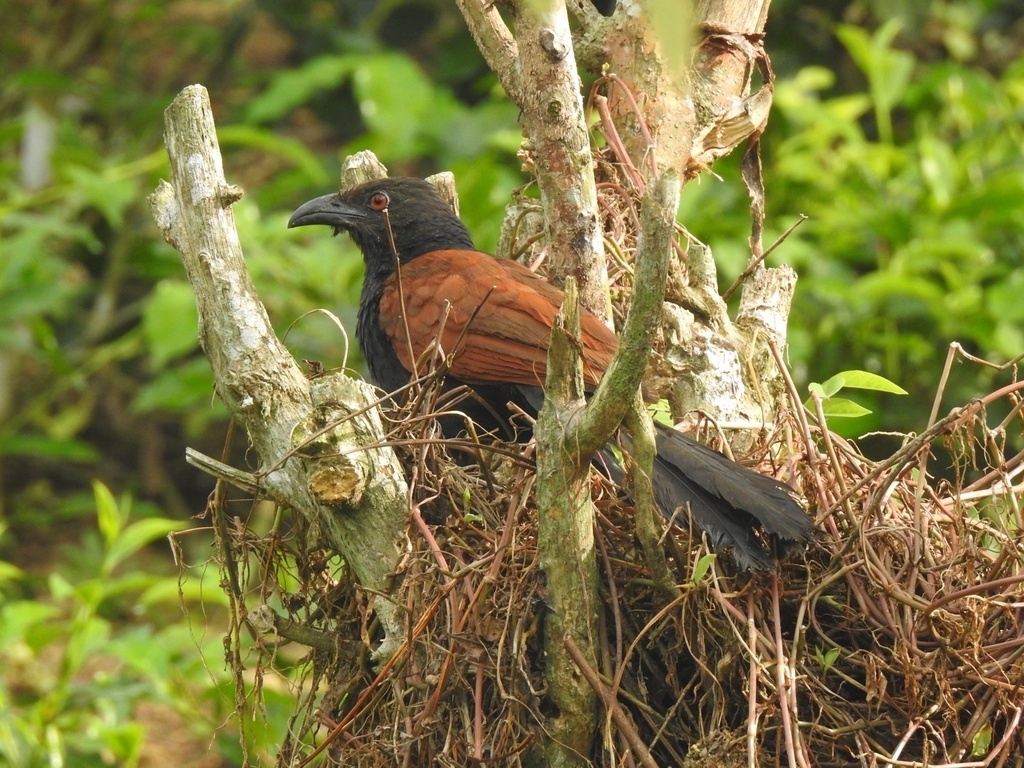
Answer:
[379, 250, 616, 388]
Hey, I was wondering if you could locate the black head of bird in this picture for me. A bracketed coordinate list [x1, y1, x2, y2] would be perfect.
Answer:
[288, 178, 475, 278]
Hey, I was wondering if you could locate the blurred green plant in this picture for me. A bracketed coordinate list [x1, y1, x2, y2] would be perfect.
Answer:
[0, 2, 523, 533]
[0, 482, 235, 768]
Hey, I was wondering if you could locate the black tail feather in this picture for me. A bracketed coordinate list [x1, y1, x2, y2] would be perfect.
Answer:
[652, 424, 813, 570]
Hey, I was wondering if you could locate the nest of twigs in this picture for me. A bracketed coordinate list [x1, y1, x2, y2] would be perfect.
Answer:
[218, 366, 1024, 767]
[209, 170, 1024, 767]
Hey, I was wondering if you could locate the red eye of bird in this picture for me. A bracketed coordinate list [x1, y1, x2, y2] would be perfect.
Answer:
[368, 191, 389, 211]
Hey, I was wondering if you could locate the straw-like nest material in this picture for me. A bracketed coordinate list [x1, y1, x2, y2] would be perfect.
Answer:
[216, 357, 1024, 767]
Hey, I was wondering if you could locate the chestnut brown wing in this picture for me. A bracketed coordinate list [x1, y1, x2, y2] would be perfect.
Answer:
[378, 250, 617, 388]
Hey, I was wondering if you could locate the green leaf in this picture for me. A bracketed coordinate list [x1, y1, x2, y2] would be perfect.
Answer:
[62, 614, 112, 673]
[690, 553, 717, 585]
[353, 52, 453, 160]
[0, 601, 61, 648]
[142, 280, 200, 368]
[0, 560, 23, 585]
[813, 375, 846, 398]
[61, 165, 140, 229]
[131, 357, 216, 415]
[991, 321, 1024, 359]
[48, 571, 76, 601]
[830, 370, 907, 394]
[246, 54, 360, 123]
[218, 126, 330, 185]
[815, 646, 840, 673]
[92, 481, 123, 547]
[817, 370, 907, 396]
[918, 134, 957, 209]
[836, 19, 915, 143]
[806, 382, 827, 399]
[105, 519, 187, 573]
[988, 272, 1024, 322]
[817, 398, 872, 419]
[807, 369, 905, 421]
[95, 722, 146, 765]
[0, 434, 99, 462]
[649, 400, 675, 427]
[970, 723, 992, 757]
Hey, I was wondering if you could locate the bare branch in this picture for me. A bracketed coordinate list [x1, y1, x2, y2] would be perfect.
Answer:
[149, 85, 408, 662]
[453, 0, 522, 102]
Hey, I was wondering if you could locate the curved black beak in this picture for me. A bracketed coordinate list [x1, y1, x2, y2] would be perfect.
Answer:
[287, 193, 365, 229]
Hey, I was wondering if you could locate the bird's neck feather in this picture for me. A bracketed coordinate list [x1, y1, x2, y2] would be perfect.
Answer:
[356, 280, 410, 393]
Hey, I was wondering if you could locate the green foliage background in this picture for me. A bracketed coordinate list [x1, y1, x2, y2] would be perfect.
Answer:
[0, 0, 1021, 764]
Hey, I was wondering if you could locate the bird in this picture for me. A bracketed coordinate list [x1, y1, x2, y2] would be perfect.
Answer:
[288, 177, 814, 569]
[590, 0, 616, 16]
